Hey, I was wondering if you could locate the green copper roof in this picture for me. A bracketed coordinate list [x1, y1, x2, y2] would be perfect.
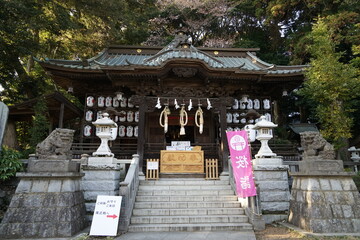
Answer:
[38, 33, 306, 75]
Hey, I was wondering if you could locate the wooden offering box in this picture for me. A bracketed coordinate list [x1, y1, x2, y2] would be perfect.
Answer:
[160, 150, 204, 173]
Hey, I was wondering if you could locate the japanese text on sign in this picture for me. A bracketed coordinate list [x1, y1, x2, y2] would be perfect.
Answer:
[90, 195, 122, 236]
[226, 130, 257, 198]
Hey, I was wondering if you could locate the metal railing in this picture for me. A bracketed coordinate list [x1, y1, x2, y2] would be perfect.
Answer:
[118, 154, 140, 232]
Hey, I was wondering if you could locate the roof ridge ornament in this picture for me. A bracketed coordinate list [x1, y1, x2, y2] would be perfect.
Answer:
[266, 65, 276, 69]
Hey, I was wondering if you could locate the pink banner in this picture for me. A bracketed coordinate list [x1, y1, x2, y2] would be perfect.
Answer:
[226, 130, 257, 198]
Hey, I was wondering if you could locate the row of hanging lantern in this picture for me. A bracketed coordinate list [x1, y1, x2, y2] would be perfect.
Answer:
[86, 95, 134, 108]
[156, 98, 212, 135]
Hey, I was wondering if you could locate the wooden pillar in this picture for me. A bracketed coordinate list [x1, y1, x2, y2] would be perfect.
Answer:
[137, 97, 146, 172]
[219, 98, 229, 173]
[58, 103, 64, 128]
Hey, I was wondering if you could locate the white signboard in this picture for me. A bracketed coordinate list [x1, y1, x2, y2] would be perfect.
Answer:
[147, 161, 159, 170]
[171, 141, 191, 147]
[166, 146, 177, 150]
[90, 195, 122, 236]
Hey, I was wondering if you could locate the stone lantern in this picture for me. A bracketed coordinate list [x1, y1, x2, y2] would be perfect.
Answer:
[253, 115, 278, 158]
[348, 146, 360, 172]
[92, 113, 117, 157]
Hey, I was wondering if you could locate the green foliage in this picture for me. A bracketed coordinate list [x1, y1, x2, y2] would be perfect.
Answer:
[73, 234, 114, 240]
[274, 126, 290, 141]
[299, 18, 360, 143]
[353, 171, 360, 190]
[29, 97, 50, 149]
[15, 121, 30, 151]
[0, 146, 23, 181]
[58, 88, 84, 110]
[0, 0, 158, 104]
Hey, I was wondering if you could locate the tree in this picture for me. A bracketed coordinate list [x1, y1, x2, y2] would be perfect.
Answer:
[29, 97, 50, 149]
[0, 0, 158, 104]
[144, 0, 237, 47]
[300, 18, 360, 143]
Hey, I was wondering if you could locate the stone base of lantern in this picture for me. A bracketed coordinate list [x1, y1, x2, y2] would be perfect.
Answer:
[88, 156, 118, 166]
[253, 157, 283, 166]
[253, 160, 290, 224]
[81, 161, 121, 223]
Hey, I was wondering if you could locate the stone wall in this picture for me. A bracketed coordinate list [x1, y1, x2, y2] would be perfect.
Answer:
[289, 176, 360, 233]
[0, 177, 19, 221]
[0, 173, 87, 238]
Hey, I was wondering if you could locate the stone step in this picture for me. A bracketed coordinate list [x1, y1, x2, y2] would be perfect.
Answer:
[133, 208, 245, 216]
[131, 215, 248, 224]
[140, 179, 230, 186]
[138, 185, 232, 191]
[135, 195, 238, 202]
[134, 201, 242, 209]
[128, 222, 253, 232]
[136, 189, 234, 196]
[129, 177, 252, 234]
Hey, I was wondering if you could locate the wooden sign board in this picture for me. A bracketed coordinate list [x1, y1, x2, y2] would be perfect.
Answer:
[89, 195, 122, 236]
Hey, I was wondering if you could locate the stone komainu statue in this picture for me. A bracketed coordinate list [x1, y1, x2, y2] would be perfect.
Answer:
[300, 131, 335, 160]
[36, 128, 75, 160]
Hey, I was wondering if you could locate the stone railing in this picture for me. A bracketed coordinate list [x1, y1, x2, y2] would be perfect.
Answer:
[228, 157, 265, 230]
[118, 154, 140, 232]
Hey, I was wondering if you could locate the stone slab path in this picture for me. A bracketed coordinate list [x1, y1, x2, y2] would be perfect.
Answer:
[115, 231, 256, 240]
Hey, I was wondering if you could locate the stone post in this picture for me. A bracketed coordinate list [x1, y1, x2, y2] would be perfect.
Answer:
[252, 116, 290, 223]
[81, 158, 121, 223]
[288, 131, 360, 233]
[0, 102, 9, 150]
[81, 112, 122, 222]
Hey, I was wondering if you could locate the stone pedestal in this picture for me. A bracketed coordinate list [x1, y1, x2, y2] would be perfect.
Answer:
[0, 171, 86, 239]
[298, 158, 344, 173]
[289, 173, 360, 233]
[81, 157, 121, 222]
[28, 159, 80, 172]
[253, 157, 290, 223]
[288, 131, 360, 233]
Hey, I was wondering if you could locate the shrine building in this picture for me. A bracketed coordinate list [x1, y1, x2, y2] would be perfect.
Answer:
[37, 32, 306, 175]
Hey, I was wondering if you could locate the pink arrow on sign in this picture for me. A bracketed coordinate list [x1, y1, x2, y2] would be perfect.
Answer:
[106, 214, 118, 219]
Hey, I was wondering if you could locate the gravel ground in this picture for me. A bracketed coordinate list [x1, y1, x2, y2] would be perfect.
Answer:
[255, 223, 360, 240]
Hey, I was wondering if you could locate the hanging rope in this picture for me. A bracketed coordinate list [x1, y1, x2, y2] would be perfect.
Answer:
[195, 105, 204, 134]
[159, 105, 170, 133]
[179, 105, 188, 135]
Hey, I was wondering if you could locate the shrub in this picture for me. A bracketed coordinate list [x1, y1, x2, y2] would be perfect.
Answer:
[0, 146, 23, 181]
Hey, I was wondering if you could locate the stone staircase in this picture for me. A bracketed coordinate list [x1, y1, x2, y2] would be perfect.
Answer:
[128, 177, 253, 232]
